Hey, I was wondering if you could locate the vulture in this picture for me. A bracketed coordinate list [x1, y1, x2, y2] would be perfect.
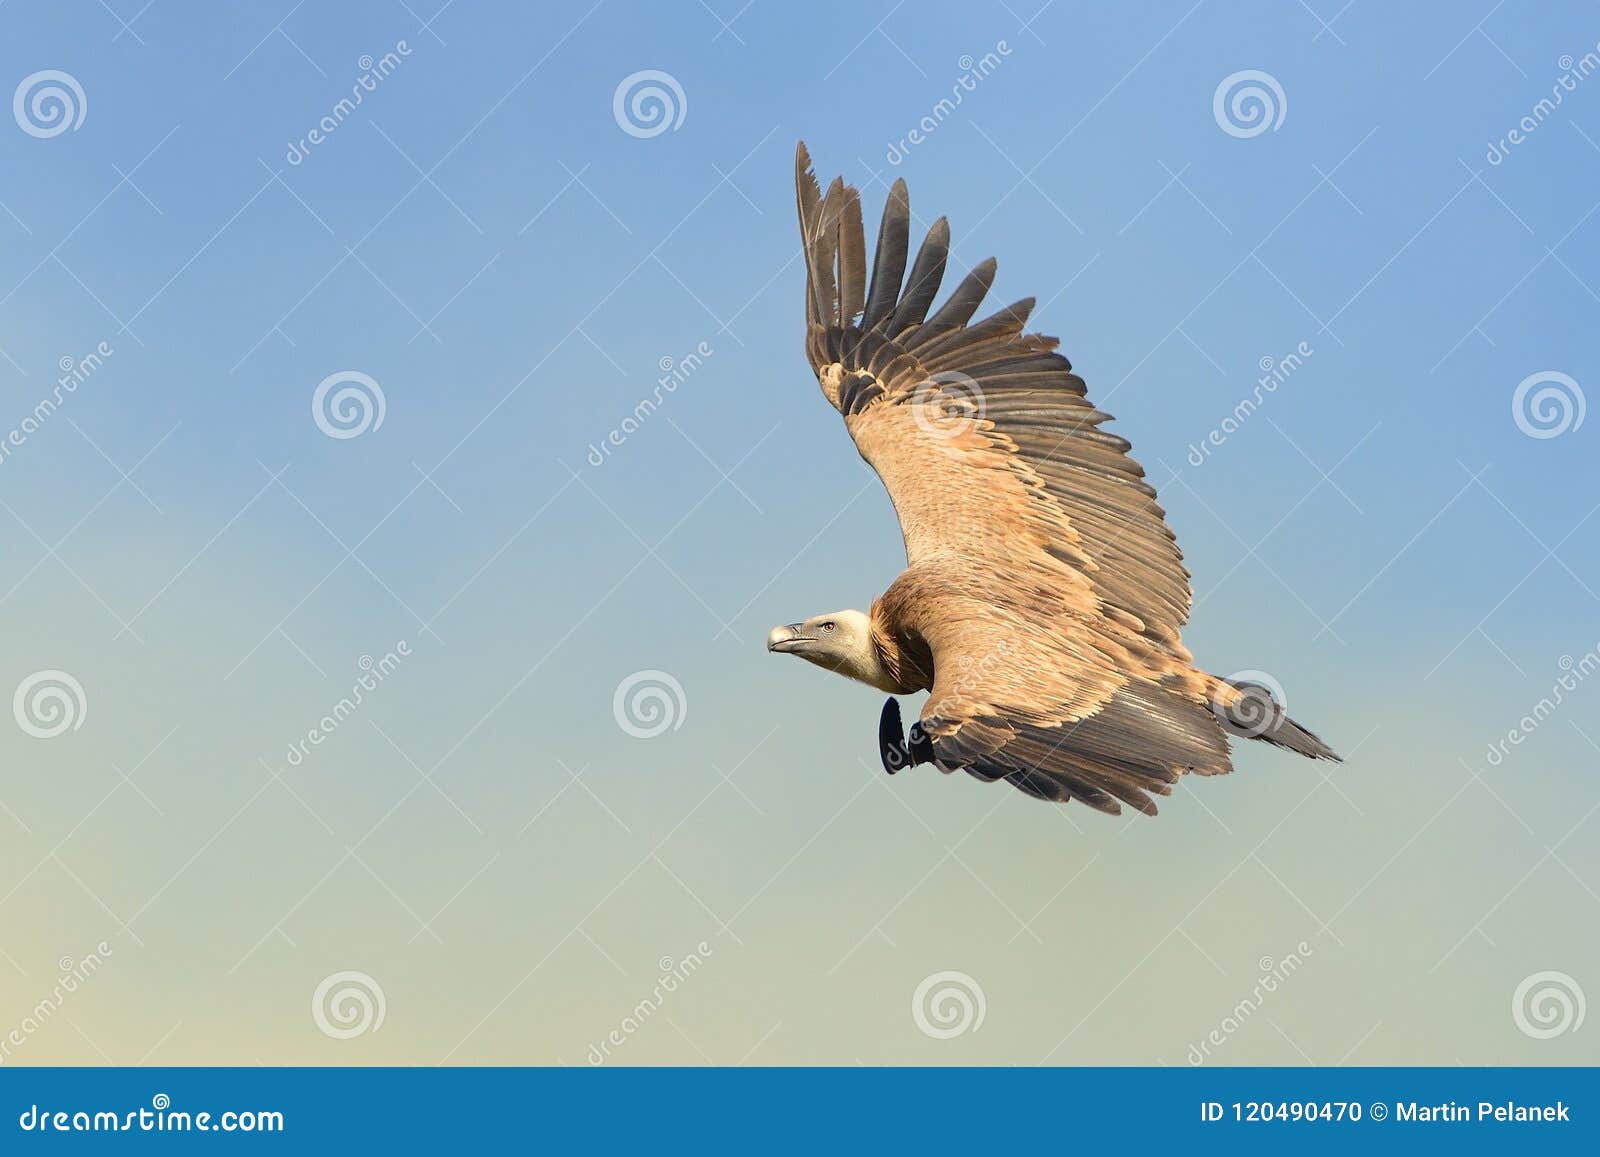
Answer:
[766, 142, 1340, 818]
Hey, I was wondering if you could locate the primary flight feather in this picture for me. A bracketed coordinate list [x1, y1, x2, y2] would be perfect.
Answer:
[767, 142, 1339, 817]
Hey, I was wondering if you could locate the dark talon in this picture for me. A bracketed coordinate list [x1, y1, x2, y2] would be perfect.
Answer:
[879, 698, 908, 774]
[879, 698, 934, 775]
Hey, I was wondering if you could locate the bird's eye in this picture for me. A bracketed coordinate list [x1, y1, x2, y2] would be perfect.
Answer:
[821, 622, 835, 633]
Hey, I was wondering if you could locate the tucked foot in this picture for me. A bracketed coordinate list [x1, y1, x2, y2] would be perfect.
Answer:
[879, 698, 935, 775]
[879, 698, 908, 774]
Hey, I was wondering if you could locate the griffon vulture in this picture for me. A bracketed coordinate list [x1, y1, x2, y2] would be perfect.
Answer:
[767, 142, 1340, 817]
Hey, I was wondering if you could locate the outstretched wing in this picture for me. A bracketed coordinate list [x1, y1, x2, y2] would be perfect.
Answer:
[795, 142, 1230, 815]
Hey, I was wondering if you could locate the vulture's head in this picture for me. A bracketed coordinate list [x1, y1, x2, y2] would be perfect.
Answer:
[766, 610, 879, 685]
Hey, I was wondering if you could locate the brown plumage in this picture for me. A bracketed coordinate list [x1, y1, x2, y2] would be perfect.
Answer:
[771, 142, 1340, 818]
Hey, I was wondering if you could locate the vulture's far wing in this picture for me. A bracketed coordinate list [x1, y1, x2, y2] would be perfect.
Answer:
[795, 142, 1232, 815]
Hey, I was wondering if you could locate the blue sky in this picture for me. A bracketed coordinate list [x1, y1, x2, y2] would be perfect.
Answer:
[0, 0, 1596, 1065]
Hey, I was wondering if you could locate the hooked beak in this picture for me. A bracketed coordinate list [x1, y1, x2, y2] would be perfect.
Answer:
[766, 623, 807, 653]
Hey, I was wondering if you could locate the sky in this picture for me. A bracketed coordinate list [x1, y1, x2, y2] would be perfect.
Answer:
[0, 0, 1597, 1066]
